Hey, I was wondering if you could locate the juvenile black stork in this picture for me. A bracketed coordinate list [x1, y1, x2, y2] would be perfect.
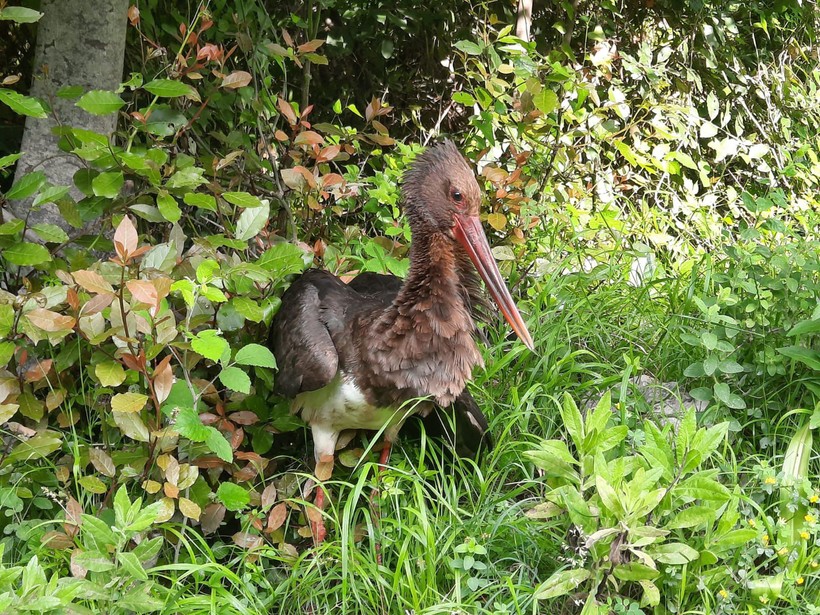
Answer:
[270, 140, 533, 541]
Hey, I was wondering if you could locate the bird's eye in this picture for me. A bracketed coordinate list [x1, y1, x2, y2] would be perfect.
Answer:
[452, 190, 463, 203]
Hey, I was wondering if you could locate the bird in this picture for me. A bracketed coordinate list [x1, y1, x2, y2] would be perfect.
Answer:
[269, 140, 534, 542]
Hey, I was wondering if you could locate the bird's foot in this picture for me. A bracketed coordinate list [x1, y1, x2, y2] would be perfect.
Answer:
[308, 454, 334, 546]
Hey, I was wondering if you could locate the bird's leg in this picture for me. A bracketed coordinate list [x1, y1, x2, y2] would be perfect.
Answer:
[309, 426, 338, 546]
[378, 438, 392, 470]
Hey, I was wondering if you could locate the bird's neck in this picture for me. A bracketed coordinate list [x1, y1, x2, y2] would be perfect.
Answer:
[359, 229, 484, 407]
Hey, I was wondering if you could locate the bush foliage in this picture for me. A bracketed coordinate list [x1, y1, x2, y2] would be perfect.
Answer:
[0, 1, 818, 613]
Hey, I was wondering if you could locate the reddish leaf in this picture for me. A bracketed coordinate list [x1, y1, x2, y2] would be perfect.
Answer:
[366, 133, 396, 147]
[277, 97, 298, 126]
[321, 173, 345, 188]
[274, 130, 289, 142]
[126, 280, 159, 311]
[297, 39, 324, 53]
[316, 145, 341, 164]
[230, 427, 244, 450]
[153, 355, 174, 405]
[42, 530, 73, 549]
[70, 548, 87, 578]
[164, 482, 179, 499]
[114, 216, 138, 261]
[266, 502, 287, 532]
[127, 5, 140, 26]
[222, 71, 252, 89]
[201, 503, 226, 534]
[26, 308, 75, 333]
[232, 531, 263, 550]
[80, 292, 114, 316]
[261, 483, 277, 509]
[24, 359, 53, 382]
[294, 130, 323, 146]
[282, 29, 294, 48]
[64, 496, 83, 537]
[229, 411, 259, 426]
[197, 43, 222, 61]
[233, 465, 256, 482]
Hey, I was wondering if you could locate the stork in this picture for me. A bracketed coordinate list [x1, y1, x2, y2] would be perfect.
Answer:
[269, 141, 534, 542]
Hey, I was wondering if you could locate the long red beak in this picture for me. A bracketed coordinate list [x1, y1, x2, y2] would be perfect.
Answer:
[453, 214, 534, 351]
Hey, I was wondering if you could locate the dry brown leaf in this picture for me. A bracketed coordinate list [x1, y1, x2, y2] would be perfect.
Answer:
[261, 483, 277, 509]
[266, 502, 287, 532]
[201, 503, 226, 534]
[222, 70, 252, 89]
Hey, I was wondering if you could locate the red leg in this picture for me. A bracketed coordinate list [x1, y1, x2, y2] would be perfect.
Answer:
[378, 439, 392, 470]
[311, 485, 327, 545]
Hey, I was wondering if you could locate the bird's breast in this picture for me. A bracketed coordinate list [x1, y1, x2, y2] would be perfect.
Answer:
[293, 372, 421, 433]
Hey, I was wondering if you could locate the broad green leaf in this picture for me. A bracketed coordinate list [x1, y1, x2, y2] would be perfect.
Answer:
[76, 90, 125, 115]
[191, 330, 230, 364]
[183, 192, 217, 211]
[174, 406, 210, 442]
[73, 550, 116, 572]
[534, 569, 590, 600]
[5, 170, 46, 200]
[117, 551, 148, 581]
[205, 428, 233, 462]
[2, 242, 51, 266]
[96, 362, 126, 387]
[79, 475, 108, 494]
[223, 191, 262, 208]
[0, 153, 22, 169]
[143, 79, 196, 98]
[533, 89, 558, 115]
[235, 201, 270, 241]
[666, 505, 716, 529]
[0, 219, 24, 235]
[650, 542, 699, 565]
[235, 343, 276, 368]
[216, 483, 250, 511]
[232, 297, 264, 322]
[777, 346, 820, 371]
[0, 88, 47, 118]
[453, 40, 484, 55]
[560, 393, 584, 452]
[219, 366, 251, 394]
[711, 528, 757, 552]
[787, 318, 820, 337]
[3, 431, 62, 465]
[32, 185, 70, 206]
[713, 383, 746, 409]
[157, 190, 181, 222]
[111, 392, 148, 413]
[0, 7, 43, 22]
[31, 223, 69, 244]
[112, 411, 150, 442]
[92, 171, 124, 198]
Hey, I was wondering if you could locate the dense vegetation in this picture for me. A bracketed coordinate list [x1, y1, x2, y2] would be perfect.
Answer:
[0, 0, 819, 612]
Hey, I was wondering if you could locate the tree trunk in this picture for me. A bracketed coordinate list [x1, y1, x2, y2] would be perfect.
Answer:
[8, 0, 128, 231]
[516, 0, 532, 42]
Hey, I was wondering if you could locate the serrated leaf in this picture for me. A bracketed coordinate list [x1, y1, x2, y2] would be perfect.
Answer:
[235, 343, 276, 368]
[217, 483, 250, 511]
[205, 428, 233, 462]
[111, 392, 147, 413]
[76, 90, 125, 115]
[219, 366, 251, 394]
[191, 330, 230, 363]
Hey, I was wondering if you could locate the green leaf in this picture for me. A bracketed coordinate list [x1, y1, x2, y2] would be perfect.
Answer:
[143, 79, 196, 98]
[79, 475, 108, 494]
[174, 406, 210, 442]
[666, 505, 716, 529]
[0, 153, 21, 169]
[223, 191, 262, 208]
[191, 330, 230, 364]
[76, 90, 125, 115]
[216, 483, 250, 512]
[112, 411, 150, 442]
[0, 88, 47, 118]
[235, 201, 270, 241]
[533, 89, 558, 115]
[205, 428, 233, 462]
[777, 346, 820, 371]
[32, 184, 70, 207]
[0, 7, 43, 23]
[219, 366, 251, 394]
[57, 85, 84, 99]
[713, 383, 746, 409]
[718, 360, 744, 374]
[235, 344, 277, 368]
[560, 393, 584, 452]
[711, 529, 757, 552]
[454, 40, 484, 55]
[232, 297, 264, 322]
[95, 362, 126, 386]
[534, 569, 591, 600]
[92, 171, 124, 198]
[117, 551, 148, 581]
[0, 219, 24, 235]
[650, 542, 699, 565]
[452, 92, 475, 106]
[5, 170, 46, 200]
[3, 432, 62, 465]
[157, 190, 181, 222]
[73, 550, 116, 572]
[183, 192, 217, 211]
[31, 223, 69, 244]
[787, 318, 820, 337]
[3, 242, 51, 266]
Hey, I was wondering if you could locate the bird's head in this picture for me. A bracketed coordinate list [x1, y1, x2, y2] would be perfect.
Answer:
[402, 141, 534, 351]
